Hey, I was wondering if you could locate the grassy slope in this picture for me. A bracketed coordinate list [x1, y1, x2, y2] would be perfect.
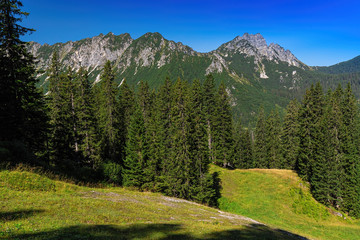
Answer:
[1, 169, 305, 240]
[213, 165, 360, 240]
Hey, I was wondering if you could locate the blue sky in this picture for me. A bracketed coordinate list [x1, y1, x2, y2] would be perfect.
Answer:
[21, 0, 360, 66]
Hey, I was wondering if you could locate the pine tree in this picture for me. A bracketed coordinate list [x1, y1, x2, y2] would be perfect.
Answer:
[265, 110, 282, 169]
[297, 83, 325, 181]
[153, 78, 173, 191]
[202, 74, 217, 163]
[233, 120, 253, 169]
[254, 107, 267, 168]
[0, 0, 47, 163]
[118, 79, 135, 161]
[123, 106, 148, 188]
[48, 63, 76, 169]
[281, 99, 300, 169]
[188, 79, 213, 203]
[73, 67, 100, 168]
[165, 78, 192, 198]
[95, 60, 122, 165]
[212, 82, 234, 167]
[341, 83, 360, 216]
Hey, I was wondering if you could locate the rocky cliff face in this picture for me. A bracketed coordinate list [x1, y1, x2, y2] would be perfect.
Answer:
[216, 33, 303, 68]
[28, 32, 306, 82]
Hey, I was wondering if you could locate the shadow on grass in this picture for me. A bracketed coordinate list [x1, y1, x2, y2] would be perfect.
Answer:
[9, 223, 309, 240]
[0, 209, 45, 222]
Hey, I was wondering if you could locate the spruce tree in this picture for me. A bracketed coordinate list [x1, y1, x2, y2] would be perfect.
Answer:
[202, 74, 217, 163]
[153, 78, 173, 191]
[73, 67, 100, 168]
[254, 107, 267, 168]
[47, 54, 76, 169]
[297, 83, 325, 181]
[341, 83, 360, 215]
[95, 61, 122, 165]
[0, 0, 47, 162]
[281, 99, 300, 169]
[118, 79, 135, 161]
[265, 110, 282, 169]
[165, 78, 192, 198]
[123, 106, 148, 188]
[188, 79, 215, 204]
[233, 120, 253, 169]
[212, 82, 234, 167]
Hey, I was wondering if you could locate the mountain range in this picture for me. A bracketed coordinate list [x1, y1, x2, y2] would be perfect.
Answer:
[28, 32, 360, 124]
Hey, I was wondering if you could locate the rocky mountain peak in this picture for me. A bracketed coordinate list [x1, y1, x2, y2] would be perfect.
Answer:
[217, 33, 303, 68]
[234, 33, 267, 49]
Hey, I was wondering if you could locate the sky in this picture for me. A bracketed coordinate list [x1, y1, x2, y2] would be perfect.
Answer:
[21, 0, 360, 66]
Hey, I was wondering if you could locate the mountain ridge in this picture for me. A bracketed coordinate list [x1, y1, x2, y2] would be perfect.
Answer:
[28, 32, 359, 124]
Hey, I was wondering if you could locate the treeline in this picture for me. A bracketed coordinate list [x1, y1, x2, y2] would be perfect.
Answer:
[39, 52, 239, 206]
[244, 83, 360, 217]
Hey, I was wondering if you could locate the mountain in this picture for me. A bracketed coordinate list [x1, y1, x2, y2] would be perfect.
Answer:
[315, 55, 360, 74]
[27, 32, 358, 123]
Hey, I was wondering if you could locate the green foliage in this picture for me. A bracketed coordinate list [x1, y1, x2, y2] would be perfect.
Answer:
[0, 0, 47, 163]
[316, 55, 360, 74]
[123, 107, 148, 188]
[281, 99, 300, 169]
[290, 187, 329, 220]
[94, 60, 122, 165]
[0, 170, 55, 191]
[102, 162, 122, 184]
[253, 107, 267, 168]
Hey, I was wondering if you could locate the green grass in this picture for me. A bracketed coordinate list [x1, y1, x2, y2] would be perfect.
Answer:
[213, 166, 360, 240]
[1, 168, 305, 240]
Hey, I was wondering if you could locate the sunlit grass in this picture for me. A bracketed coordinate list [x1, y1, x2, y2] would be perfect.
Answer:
[0, 168, 302, 239]
[213, 165, 360, 240]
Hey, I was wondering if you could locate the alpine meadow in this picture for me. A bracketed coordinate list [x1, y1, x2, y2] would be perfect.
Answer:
[1, 0, 360, 239]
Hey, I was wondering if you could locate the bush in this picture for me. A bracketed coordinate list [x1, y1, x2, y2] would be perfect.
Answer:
[102, 162, 122, 184]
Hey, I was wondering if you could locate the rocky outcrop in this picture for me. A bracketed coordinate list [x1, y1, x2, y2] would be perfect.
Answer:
[216, 33, 303, 68]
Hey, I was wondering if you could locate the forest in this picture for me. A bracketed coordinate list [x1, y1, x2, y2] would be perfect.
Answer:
[1, 0, 360, 218]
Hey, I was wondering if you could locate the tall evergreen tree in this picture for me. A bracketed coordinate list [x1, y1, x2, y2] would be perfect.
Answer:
[188, 79, 213, 203]
[281, 99, 300, 169]
[0, 0, 47, 162]
[297, 83, 325, 181]
[202, 74, 217, 163]
[118, 79, 135, 161]
[265, 110, 282, 169]
[47, 61, 76, 169]
[341, 83, 360, 216]
[213, 82, 234, 167]
[254, 107, 267, 168]
[123, 106, 148, 188]
[94, 61, 122, 164]
[165, 78, 192, 198]
[73, 67, 100, 168]
[233, 120, 253, 169]
[153, 78, 173, 191]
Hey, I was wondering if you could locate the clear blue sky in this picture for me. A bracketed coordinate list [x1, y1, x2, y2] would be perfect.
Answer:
[21, 0, 360, 66]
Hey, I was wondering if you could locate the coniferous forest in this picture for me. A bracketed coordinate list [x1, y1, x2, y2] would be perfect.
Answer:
[1, 0, 360, 219]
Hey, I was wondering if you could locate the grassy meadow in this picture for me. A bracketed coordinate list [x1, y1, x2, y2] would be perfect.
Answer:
[214, 165, 360, 240]
[1, 165, 360, 239]
[0, 167, 303, 240]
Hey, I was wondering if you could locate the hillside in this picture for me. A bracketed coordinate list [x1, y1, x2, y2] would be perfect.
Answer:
[214, 165, 360, 240]
[27, 32, 316, 124]
[315, 55, 360, 74]
[1, 167, 360, 239]
[27, 32, 360, 124]
[1, 168, 306, 240]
